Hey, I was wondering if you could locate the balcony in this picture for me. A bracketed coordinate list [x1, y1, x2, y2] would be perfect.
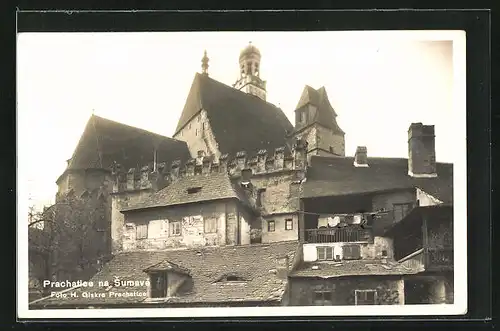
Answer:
[398, 247, 453, 272]
[305, 227, 372, 244]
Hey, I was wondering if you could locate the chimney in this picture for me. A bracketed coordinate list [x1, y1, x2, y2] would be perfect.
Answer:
[276, 256, 289, 279]
[185, 159, 196, 176]
[256, 149, 268, 173]
[202, 156, 211, 174]
[274, 147, 285, 170]
[126, 168, 137, 190]
[292, 137, 308, 170]
[196, 150, 206, 165]
[235, 151, 247, 171]
[354, 146, 368, 167]
[219, 154, 229, 173]
[408, 123, 437, 178]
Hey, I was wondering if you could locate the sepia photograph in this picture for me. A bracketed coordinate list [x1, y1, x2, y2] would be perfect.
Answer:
[17, 30, 467, 318]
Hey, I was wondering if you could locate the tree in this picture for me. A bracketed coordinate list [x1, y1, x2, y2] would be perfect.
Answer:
[28, 188, 110, 293]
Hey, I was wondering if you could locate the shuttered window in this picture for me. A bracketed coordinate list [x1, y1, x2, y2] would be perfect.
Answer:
[136, 224, 148, 239]
[342, 245, 361, 260]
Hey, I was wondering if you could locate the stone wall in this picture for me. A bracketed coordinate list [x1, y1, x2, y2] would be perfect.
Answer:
[371, 189, 416, 225]
[302, 236, 394, 262]
[261, 214, 299, 243]
[120, 200, 256, 251]
[172, 109, 221, 159]
[289, 276, 404, 306]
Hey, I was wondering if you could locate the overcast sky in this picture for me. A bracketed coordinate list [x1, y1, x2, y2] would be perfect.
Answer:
[17, 31, 463, 211]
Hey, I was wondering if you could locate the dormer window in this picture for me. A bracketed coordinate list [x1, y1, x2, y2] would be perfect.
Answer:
[215, 274, 247, 283]
[150, 272, 168, 298]
[187, 187, 202, 194]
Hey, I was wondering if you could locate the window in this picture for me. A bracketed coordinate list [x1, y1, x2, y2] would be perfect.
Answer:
[204, 218, 217, 233]
[393, 202, 413, 221]
[136, 224, 148, 239]
[313, 290, 333, 306]
[299, 110, 307, 123]
[195, 129, 199, 136]
[150, 272, 168, 298]
[267, 220, 275, 232]
[285, 219, 293, 230]
[148, 219, 168, 239]
[187, 187, 202, 194]
[202, 122, 205, 130]
[317, 246, 335, 261]
[355, 290, 377, 305]
[382, 250, 388, 257]
[342, 245, 361, 260]
[329, 146, 334, 153]
[170, 222, 181, 236]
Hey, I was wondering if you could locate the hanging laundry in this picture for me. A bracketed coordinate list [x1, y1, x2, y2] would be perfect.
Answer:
[327, 215, 341, 227]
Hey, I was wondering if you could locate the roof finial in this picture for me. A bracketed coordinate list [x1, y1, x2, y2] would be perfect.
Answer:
[201, 50, 209, 76]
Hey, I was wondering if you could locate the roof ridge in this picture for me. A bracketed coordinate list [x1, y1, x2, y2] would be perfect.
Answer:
[198, 72, 283, 109]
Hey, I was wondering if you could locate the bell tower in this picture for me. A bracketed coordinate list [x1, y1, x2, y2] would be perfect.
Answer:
[233, 42, 267, 101]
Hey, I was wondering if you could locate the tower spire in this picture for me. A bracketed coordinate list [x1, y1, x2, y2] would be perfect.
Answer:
[201, 50, 209, 76]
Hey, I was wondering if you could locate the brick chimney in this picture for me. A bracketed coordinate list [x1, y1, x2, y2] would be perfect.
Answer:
[408, 123, 437, 178]
[354, 146, 368, 167]
[276, 255, 289, 279]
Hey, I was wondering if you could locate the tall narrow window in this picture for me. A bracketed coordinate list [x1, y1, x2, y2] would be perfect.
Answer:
[195, 129, 199, 136]
[204, 218, 217, 233]
[355, 290, 377, 305]
[267, 220, 275, 232]
[170, 221, 181, 236]
[136, 224, 148, 239]
[285, 219, 293, 230]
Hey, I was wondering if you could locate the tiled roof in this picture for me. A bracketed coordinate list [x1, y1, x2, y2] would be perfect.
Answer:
[294, 85, 344, 134]
[290, 259, 422, 278]
[121, 172, 251, 212]
[32, 241, 300, 307]
[60, 115, 191, 178]
[174, 73, 294, 155]
[302, 155, 453, 204]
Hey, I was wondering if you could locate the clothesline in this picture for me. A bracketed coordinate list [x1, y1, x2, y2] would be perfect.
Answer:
[296, 210, 390, 217]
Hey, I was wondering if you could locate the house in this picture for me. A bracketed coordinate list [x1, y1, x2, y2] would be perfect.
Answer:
[30, 241, 301, 309]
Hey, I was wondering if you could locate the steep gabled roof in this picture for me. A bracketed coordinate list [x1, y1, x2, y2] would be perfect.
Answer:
[294, 85, 344, 134]
[302, 155, 453, 204]
[59, 115, 191, 180]
[121, 172, 252, 212]
[31, 241, 300, 307]
[174, 73, 294, 155]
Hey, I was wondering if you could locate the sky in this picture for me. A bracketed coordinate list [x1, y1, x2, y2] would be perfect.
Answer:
[17, 31, 462, 211]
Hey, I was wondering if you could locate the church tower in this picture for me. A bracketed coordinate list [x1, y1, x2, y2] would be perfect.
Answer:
[233, 42, 267, 101]
[290, 86, 345, 157]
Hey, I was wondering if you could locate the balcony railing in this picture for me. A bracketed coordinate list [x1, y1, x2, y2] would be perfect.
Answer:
[305, 227, 371, 244]
[426, 247, 453, 268]
[397, 247, 453, 271]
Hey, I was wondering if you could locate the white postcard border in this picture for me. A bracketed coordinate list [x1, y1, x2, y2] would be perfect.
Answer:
[17, 29, 467, 319]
